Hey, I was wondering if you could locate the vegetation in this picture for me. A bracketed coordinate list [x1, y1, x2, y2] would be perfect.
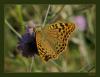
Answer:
[4, 4, 96, 72]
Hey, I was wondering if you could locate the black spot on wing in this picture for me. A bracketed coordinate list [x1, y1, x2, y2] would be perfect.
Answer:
[60, 47, 63, 50]
[59, 28, 61, 32]
[63, 30, 65, 33]
[55, 24, 58, 28]
[65, 38, 67, 41]
[64, 35, 66, 38]
[65, 23, 68, 26]
[56, 46, 58, 49]
[62, 44, 64, 46]
[61, 33, 63, 35]
[52, 25, 54, 27]
[42, 48, 45, 50]
[59, 23, 64, 29]
[44, 55, 51, 61]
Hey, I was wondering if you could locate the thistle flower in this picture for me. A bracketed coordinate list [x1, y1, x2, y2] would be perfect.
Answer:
[17, 20, 38, 57]
[74, 15, 87, 31]
[17, 32, 38, 57]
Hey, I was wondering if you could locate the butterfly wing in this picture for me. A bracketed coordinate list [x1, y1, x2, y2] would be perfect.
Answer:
[36, 21, 75, 62]
[36, 31, 57, 62]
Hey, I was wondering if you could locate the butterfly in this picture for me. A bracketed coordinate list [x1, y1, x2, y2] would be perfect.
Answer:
[35, 21, 75, 62]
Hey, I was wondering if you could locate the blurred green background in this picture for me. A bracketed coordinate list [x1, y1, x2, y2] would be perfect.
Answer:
[4, 4, 96, 72]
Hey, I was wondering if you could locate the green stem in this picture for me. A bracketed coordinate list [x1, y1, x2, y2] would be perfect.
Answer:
[16, 5, 25, 34]
[5, 19, 22, 39]
[29, 57, 34, 72]
[42, 4, 51, 27]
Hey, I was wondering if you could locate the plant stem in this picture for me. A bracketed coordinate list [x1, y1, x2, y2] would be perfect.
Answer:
[49, 5, 65, 23]
[42, 4, 51, 27]
[29, 57, 34, 72]
[16, 5, 25, 34]
[5, 19, 22, 39]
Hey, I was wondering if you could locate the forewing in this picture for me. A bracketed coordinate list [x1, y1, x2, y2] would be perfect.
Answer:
[43, 21, 75, 57]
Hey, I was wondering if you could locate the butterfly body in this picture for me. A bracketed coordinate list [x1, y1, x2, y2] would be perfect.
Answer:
[36, 21, 75, 62]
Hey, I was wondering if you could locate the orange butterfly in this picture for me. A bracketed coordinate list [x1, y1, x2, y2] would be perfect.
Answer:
[35, 21, 75, 62]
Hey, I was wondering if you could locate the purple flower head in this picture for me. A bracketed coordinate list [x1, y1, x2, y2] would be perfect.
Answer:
[17, 20, 39, 57]
[74, 16, 87, 31]
[17, 32, 38, 57]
